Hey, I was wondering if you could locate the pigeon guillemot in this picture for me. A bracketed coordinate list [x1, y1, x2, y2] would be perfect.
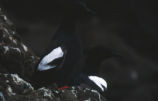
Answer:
[31, 1, 108, 93]
[32, 15, 83, 88]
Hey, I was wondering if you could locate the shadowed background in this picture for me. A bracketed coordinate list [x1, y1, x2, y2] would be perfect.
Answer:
[0, 0, 158, 101]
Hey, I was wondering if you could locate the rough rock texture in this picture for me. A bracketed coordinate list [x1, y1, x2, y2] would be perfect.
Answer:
[0, 9, 39, 81]
[0, 73, 107, 101]
[0, 9, 107, 101]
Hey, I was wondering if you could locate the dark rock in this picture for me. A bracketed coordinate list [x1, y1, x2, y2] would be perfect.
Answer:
[0, 9, 39, 81]
[0, 73, 107, 101]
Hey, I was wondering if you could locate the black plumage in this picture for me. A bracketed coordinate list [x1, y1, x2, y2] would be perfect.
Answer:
[31, 1, 107, 91]
[32, 16, 83, 88]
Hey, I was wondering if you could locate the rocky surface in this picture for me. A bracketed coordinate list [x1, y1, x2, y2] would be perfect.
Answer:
[0, 73, 107, 101]
[0, 8, 108, 101]
[0, 9, 39, 81]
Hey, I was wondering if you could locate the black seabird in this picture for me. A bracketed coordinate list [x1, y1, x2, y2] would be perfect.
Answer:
[31, 0, 94, 87]
[31, 1, 107, 92]
[32, 15, 82, 88]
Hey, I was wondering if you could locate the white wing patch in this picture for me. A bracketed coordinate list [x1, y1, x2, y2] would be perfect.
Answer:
[88, 76, 107, 91]
[38, 47, 64, 71]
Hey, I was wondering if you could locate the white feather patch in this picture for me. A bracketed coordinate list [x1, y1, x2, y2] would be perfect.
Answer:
[38, 47, 64, 71]
[88, 76, 107, 91]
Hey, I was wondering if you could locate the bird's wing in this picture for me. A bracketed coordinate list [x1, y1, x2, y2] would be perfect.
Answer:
[37, 46, 66, 71]
[88, 76, 107, 92]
